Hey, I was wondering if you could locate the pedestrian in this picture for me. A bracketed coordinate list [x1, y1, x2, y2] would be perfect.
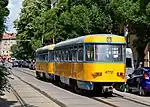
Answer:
[138, 62, 143, 68]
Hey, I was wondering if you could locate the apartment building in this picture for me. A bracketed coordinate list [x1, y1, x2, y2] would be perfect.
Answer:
[0, 32, 16, 60]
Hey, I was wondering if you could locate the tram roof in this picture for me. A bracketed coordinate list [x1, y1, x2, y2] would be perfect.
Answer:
[55, 34, 126, 48]
[36, 44, 55, 52]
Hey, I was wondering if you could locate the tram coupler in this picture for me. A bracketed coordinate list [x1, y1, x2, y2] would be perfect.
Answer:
[102, 86, 113, 93]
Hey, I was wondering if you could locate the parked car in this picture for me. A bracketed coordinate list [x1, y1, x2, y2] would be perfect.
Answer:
[12, 60, 19, 67]
[22, 60, 31, 68]
[126, 67, 150, 96]
[17, 60, 23, 67]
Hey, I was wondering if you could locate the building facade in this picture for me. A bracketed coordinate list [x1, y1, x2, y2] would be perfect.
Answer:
[0, 32, 16, 60]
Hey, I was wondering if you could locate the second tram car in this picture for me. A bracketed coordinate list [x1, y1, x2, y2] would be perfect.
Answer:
[36, 44, 55, 80]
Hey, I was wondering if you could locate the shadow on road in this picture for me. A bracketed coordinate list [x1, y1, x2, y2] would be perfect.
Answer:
[0, 97, 19, 107]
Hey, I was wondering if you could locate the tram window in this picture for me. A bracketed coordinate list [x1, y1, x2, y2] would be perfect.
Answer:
[113, 45, 123, 62]
[61, 50, 63, 61]
[52, 51, 54, 61]
[73, 46, 77, 61]
[95, 44, 124, 62]
[78, 45, 83, 61]
[85, 44, 94, 61]
[58, 50, 61, 61]
[55, 50, 59, 61]
[36, 54, 39, 61]
[54, 51, 56, 61]
[64, 50, 69, 61]
[49, 51, 54, 61]
[39, 54, 45, 61]
[69, 48, 72, 61]
[62, 50, 65, 61]
[45, 54, 48, 61]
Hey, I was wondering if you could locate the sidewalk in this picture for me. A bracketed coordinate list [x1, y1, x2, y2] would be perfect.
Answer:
[0, 90, 21, 107]
[113, 89, 150, 106]
[9, 74, 60, 107]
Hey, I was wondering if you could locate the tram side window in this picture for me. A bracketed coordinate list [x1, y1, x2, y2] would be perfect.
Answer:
[49, 51, 54, 61]
[69, 48, 72, 61]
[52, 51, 54, 61]
[55, 50, 59, 61]
[73, 46, 77, 61]
[63, 50, 66, 61]
[58, 50, 61, 61]
[64, 50, 68, 61]
[39, 54, 45, 61]
[45, 54, 48, 61]
[78, 45, 83, 61]
[85, 44, 94, 61]
[60, 50, 63, 61]
[36, 54, 39, 61]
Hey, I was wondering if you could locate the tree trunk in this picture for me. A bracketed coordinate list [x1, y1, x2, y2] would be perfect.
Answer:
[136, 50, 145, 68]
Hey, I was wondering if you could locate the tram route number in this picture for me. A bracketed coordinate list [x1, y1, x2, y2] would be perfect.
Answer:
[105, 70, 113, 74]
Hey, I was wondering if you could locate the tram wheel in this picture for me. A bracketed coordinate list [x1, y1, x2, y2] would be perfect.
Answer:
[59, 81, 66, 88]
[74, 83, 81, 94]
[36, 71, 40, 79]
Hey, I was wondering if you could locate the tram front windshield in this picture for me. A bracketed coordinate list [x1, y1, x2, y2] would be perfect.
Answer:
[85, 44, 125, 62]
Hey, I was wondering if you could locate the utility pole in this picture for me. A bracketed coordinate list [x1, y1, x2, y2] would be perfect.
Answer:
[53, 23, 56, 44]
[124, 25, 129, 47]
[42, 21, 45, 46]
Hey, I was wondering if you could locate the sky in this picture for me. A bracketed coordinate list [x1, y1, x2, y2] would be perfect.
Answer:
[6, 0, 23, 33]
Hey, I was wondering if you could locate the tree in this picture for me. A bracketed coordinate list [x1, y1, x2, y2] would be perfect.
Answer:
[14, 0, 51, 59]
[38, 0, 112, 43]
[0, 65, 10, 96]
[15, 0, 150, 67]
[0, 0, 9, 39]
[109, 0, 150, 67]
[0, 0, 10, 96]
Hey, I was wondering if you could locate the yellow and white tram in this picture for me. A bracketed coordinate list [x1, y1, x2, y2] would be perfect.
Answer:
[36, 34, 126, 93]
[35, 44, 55, 80]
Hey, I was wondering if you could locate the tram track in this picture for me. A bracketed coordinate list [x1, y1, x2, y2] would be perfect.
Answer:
[14, 67, 35, 77]
[92, 97, 119, 107]
[10, 84, 27, 107]
[113, 92, 150, 106]
[13, 67, 150, 107]
[10, 69, 67, 107]
[92, 92, 150, 107]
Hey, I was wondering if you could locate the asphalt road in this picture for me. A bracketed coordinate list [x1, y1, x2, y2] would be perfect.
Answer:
[9, 67, 150, 107]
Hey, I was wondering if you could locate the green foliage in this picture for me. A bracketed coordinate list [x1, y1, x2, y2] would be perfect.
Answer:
[0, 0, 9, 38]
[14, 0, 51, 59]
[0, 65, 10, 96]
[0, 0, 10, 95]
[14, 0, 150, 66]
